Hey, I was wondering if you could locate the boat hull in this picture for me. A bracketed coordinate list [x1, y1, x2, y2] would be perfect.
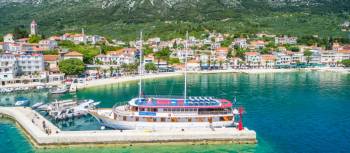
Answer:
[90, 112, 234, 130]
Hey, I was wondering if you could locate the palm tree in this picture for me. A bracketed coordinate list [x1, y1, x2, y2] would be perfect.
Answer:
[219, 60, 223, 70]
[95, 66, 101, 78]
[109, 66, 114, 77]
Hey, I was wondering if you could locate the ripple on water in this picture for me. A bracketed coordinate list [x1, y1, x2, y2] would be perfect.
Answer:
[0, 72, 349, 153]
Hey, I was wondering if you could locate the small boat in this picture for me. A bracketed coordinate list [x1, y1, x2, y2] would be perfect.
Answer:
[49, 99, 100, 120]
[50, 87, 68, 94]
[15, 97, 30, 106]
[31, 102, 45, 109]
[36, 86, 45, 90]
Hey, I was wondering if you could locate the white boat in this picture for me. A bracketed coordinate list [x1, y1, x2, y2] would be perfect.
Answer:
[89, 32, 240, 130]
[15, 98, 30, 106]
[31, 102, 45, 109]
[48, 99, 100, 120]
[50, 87, 68, 94]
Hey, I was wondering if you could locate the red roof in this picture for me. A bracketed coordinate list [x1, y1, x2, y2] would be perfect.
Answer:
[245, 52, 259, 56]
[65, 51, 83, 56]
[261, 55, 276, 61]
[216, 47, 229, 52]
[44, 55, 59, 61]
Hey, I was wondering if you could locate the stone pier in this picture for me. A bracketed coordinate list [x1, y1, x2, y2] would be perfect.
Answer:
[0, 107, 257, 148]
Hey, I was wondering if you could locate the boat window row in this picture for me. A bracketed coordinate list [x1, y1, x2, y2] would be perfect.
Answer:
[115, 114, 233, 123]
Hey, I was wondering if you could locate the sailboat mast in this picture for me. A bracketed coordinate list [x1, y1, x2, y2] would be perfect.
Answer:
[184, 31, 188, 100]
[139, 31, 143, 99]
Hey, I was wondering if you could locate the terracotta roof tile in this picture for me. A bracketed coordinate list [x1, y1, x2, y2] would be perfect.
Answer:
[44, 55, 59, 61]
[65, 51, 83, 56]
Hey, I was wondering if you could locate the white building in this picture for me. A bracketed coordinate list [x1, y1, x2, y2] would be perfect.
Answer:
[274, 52, 291, 66]
[171, 49, 194, 62]
[291, 53, 305, 64]
[275, 36, 297, 45]
[30, 20, 38, 36]
[245, 52, 261, 68]
[94, 48, 136, 66]
[233, 38, 247, 48]
[17, 54, 45, 75]
[0, 54, 18, 80]
[3, 33, 15, 43]
[39, 40, 58, 50]
[321, 51, 350, 67]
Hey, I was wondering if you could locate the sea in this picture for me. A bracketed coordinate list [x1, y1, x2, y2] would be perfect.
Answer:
[0, 72, 349, 153]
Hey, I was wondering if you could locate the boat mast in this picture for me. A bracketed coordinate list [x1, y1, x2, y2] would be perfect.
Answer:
[184, 31, 188, 101]
[139, 31, 143, 99]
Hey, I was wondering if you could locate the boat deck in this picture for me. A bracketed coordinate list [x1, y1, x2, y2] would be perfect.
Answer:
[132, 97, 233, 108]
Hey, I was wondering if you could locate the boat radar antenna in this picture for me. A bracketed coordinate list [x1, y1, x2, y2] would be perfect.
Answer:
[139, 31, 143, 99]
[184, 31, 188, 101]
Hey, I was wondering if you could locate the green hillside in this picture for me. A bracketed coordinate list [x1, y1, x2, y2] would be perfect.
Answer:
[0, 0, 349, 40]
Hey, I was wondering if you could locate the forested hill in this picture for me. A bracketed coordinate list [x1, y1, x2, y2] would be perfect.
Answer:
[1, 0, 350, 40]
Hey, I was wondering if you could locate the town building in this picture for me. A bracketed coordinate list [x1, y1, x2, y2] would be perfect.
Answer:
[245, 52, 261, 68]
[233, 38, 247, 49]
[44, 55, 60, 72]
[94, 48, 136, 66]
[17, 54, 45, 75]
[63, 51, 84, 61]
[0, 54, 18, 81]
[3, 33, 15, 43]
[274, 52, 292, 67]
[275, 36, 297, 45]
[39, 40, 58, 50]
[261, 55, 276, 68]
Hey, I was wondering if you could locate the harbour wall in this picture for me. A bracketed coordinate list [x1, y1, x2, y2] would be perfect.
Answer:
[0, 107, 257, 148]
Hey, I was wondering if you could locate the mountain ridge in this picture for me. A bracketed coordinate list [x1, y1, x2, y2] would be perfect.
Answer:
[0, 0, 349, 40]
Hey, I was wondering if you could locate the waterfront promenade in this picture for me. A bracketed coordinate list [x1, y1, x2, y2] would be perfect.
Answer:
[0, 107, 257, 148]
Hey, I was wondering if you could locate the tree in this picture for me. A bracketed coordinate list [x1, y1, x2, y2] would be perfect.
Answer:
[13, 26, 28, 39]
[227, 49, 233, 58]
[341, 59, 350, 67]
[58, 59, 85, 75]
[43, 50, 59, 55]
[109, 66, 114, 76]
[154, 48, 171, 68]
[289, 46, 300, 52]
[145, 63, 157, 73]
[0, 36, 3, 42]
[304, 50, 313, 64]
[28, 35, 42, 43]
[168, 58, 180, 65]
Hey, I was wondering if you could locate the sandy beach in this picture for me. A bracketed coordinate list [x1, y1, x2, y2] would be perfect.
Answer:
[76, 72, 183, 89]
[2, 68, 349, 90]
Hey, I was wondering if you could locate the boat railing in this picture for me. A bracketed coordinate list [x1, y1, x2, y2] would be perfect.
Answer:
[198, 110, 232, 115]
[144, 95, 185, 99]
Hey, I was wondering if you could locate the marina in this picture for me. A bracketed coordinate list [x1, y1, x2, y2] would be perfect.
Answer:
[0, 72, 349, 152]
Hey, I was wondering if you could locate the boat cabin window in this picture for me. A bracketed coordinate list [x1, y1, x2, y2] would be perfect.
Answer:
[161, 118, 166, 122]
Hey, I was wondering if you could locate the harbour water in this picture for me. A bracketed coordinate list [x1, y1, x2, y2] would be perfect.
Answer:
[0, 72, 349, 153]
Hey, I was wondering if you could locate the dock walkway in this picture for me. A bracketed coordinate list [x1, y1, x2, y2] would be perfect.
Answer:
[0, 107, 257, 148]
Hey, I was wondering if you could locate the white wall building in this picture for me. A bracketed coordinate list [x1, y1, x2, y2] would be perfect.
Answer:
[0, 54, 18, 80]
[17, 54, 45, 75]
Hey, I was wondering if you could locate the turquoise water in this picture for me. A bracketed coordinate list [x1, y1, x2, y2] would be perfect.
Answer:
[1, 72, 350, 153]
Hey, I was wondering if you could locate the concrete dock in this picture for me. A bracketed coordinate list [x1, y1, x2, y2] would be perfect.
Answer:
[0, 107, 257, 148]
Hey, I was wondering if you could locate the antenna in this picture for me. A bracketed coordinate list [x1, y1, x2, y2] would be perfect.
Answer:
[139, 31, 143, 99]
[184, 31, 188, 101]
